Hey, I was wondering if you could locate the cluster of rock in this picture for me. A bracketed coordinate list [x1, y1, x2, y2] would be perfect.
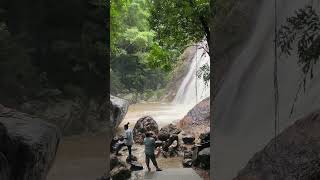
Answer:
[132, 116, 210, 170]
[0, 104, 61, 180]
[101, 154, 143, 180]
[182, 131, 210, 170]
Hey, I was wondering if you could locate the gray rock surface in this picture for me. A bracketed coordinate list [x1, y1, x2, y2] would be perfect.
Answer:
[0, 104, 61, 180]
[211, 1, 320, 179]
[234, 110, 320, 180]
[178, 97, 210, 138]
[110, 95, 129, 130]
[19, 95, 128, 136]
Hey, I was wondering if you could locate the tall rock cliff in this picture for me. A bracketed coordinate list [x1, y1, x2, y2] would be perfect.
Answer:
[0, 0, 109, 135]
[211, 0, 320, 179]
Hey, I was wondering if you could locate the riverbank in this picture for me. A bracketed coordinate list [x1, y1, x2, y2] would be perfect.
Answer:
[111, 101, 210, 179]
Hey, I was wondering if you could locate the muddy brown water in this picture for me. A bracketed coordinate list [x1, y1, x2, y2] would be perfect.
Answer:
[47, 102, 191, 180]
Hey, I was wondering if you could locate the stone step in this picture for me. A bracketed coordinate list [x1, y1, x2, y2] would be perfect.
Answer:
[133, 168, 203, 180]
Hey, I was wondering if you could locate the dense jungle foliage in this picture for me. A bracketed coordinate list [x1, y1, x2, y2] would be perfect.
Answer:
[110, 0, 210, 100]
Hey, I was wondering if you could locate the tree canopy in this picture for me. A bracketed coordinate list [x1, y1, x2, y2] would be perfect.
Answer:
[148, 0, 210, 50]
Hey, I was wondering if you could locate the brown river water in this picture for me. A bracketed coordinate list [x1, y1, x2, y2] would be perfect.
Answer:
[47, 102, 192, 180]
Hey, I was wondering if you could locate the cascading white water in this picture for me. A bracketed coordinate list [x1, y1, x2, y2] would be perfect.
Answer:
[173, 41, 210, 107]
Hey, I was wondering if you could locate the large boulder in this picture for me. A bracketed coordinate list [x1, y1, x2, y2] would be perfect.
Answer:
[110, 95, 129, 130]
[178, 97, 210, 138]
[133, 116, 159, 144]
[0, 104, 61, 180]
[19, 95, 128, 136]
[234, 110, 320, 180]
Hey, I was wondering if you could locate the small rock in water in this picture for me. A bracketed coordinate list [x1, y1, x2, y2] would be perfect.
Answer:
[182, 158, 193, 168]
[182, 134, 195, 144]
[126, 155, 138, 162]
[130, 161, 143, 171]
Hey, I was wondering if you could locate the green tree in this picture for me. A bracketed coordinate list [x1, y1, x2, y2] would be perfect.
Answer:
[148, 0, 210, 50]
[110, 0, 170, 96]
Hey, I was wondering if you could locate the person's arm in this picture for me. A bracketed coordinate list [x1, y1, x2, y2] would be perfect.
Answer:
[152, 138, 156, 147]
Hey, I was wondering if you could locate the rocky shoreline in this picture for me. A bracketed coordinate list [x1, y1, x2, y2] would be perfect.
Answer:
[105, 96, 211, 180]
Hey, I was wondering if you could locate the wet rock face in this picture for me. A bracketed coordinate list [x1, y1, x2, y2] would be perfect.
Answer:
[0, 104, 61, 180]
[133, 116, 159, 144]
[234, 110, 320, 180]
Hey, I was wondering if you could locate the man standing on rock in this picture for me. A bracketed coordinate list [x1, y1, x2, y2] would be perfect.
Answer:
[144, 132, 162, 172]
[124, 122, 134, 161]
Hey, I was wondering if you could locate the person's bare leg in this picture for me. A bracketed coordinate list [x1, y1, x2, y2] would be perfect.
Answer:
[151, 155, 162, 171]
[146, 155, 151, 171]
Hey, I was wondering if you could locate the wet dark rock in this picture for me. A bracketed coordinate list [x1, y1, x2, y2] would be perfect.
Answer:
[133, 116, 159, 144]
[234, 110, 320, 180]
[183, 159, 193, 168]
[157, 132, 170, 141]
[184, 150, 193, 159]
[0, 104, 61, 180]
[110, 166, 131, 180]
[198, 147, 210, 170]
[182, 134, 195, 144]
[169, 134, 179, 142]
[110, 155, 121, 170]
[155, 140, 163, 147]
[130, 161, 143, 171]
[126, 155, 138, 163]
[158, 124, 181, 141]
[163, 134, 179, 151]
[199, 132, 210, 143]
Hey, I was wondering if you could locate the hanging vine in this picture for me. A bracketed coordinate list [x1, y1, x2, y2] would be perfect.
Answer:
[277, 5, 320, 117]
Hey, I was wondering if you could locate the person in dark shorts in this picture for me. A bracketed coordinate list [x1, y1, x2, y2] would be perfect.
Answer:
[143, 132, 162, 172]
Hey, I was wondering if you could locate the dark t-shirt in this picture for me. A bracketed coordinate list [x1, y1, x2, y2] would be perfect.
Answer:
[144, 137, 155, 155]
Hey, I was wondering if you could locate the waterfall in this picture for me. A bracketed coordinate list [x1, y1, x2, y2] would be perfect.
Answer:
[173, 41, 210, 107]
